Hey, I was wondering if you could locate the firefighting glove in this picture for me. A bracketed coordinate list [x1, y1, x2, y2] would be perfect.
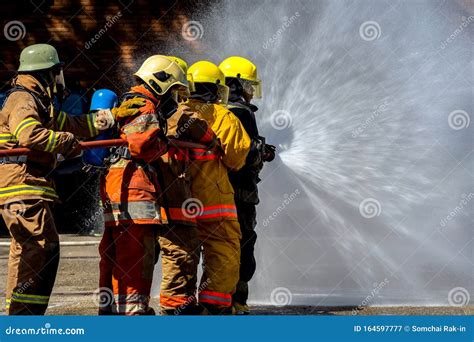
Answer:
[62, 135, 82, 159]
[94, 109, 115, 130]
[111, 98, 147, 119]
[262, 143, 276, 162]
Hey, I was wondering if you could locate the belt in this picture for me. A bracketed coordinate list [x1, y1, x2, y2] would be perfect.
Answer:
[0, 155, 28, 164]
[108, 146, 131, 164]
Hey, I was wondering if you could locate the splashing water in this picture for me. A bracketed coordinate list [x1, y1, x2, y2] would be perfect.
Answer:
[155, 0, 473, 306]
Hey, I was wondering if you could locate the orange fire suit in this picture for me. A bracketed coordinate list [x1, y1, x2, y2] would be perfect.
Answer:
[154, 105, 217, 314]
[99, 85, 167, 315]
[186, 99, 250, 314]
[0, 74, 100, 315]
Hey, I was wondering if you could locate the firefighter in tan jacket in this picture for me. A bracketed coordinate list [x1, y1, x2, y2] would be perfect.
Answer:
[0, 44, 113, 315]
[186, 61, 251, 314]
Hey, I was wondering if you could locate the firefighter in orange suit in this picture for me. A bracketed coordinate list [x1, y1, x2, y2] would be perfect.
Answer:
[186, 61, 251, 314]
[0, 44, 113, 315]
[98, 56, 189, 315]
[152, 56, 219, 315]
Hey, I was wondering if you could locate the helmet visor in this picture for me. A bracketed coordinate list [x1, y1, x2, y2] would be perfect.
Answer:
[218, 84, 229, 105]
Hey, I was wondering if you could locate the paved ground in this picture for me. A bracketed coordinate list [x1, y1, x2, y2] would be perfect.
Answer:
[0, 235, 472, 316]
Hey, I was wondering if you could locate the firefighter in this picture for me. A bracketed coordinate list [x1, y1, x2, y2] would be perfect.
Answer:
[186, 61, 251, 314]
[219, 56, 276, 315]
[0, 43, 113, 315]
[98, 55, 189, 315]
[151, 56, 218, 315]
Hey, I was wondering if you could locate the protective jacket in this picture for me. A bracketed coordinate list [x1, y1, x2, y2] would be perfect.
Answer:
[227, 99, 264, 204]
[0, 74, 99, 205]
[100, 86, 168, 227]
[154, 104, 217, 226]
[186, 99, 251, 222]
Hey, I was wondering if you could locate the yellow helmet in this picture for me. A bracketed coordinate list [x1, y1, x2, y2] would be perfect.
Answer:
[188, 61, 229, 104]
[134, 55, 190, 97]
[219, 56, 262, 98]
[167, 56, 188, 73]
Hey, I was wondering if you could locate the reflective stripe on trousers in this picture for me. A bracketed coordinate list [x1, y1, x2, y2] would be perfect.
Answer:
[198, 204, 238, 220]
[11, 292, 50, 305]
[114, 294, 150, 315]
[199, 290, 232, 307]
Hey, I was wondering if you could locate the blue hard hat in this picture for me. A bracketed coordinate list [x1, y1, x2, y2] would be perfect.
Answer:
[90, 89, 118, 111]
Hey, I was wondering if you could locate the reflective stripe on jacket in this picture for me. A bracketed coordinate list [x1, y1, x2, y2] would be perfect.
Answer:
[0, 75, 100, 205]
[100, 86, 167, 227]
[154, 104, 217, 226]
[186, 99, 251, 222]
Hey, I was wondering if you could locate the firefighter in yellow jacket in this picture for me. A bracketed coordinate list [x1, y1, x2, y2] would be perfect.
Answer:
[0, 44, 113, 315]
[152, 56, 219, 315]
[186, 61, 251, 314]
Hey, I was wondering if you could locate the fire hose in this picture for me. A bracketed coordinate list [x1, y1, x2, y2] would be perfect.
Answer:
[0, 138, 207, 157]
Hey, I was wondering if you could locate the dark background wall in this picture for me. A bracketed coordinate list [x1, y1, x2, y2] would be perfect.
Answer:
[0, 0, 213, 235]
[1, 0, 212, 94]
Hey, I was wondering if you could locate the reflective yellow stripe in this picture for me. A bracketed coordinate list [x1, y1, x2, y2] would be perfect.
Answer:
[45, 130, 56, 152]
[87, 113, 98, 136]
[5, 298, 10, 310]
[13, 118, 40, 138]
[0, 133, 17, 143]
[12, 292, 50, 305]
[0, 185, 58, 199]
[12, 292, 49, 300]
[57, 111, 67, 130]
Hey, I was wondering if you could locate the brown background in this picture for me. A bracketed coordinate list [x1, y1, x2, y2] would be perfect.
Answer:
[0, 0, 212, 95]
